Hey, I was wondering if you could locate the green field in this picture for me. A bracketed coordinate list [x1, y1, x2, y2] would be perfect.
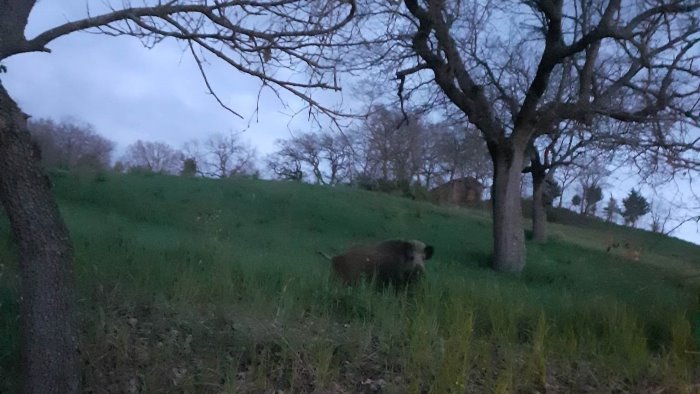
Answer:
[1, 172, 699, 392]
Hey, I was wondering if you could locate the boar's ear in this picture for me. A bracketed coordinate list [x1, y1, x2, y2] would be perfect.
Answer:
[424, 245, 434, 260]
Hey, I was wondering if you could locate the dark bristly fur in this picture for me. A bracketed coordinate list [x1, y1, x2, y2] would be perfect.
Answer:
[330, 239, 434, 288]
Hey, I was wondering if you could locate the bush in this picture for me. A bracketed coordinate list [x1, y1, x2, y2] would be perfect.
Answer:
[411, 182, 430, 201]
[353, 174, 379, 191]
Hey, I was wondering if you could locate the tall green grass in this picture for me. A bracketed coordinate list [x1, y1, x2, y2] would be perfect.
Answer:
[0, 172, 698, 392]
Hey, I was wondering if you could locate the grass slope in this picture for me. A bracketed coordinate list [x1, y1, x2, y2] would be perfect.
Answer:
[1, 172, 699, 392]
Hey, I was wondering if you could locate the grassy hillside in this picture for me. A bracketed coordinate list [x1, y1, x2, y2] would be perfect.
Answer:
[1, 172, 699, 392]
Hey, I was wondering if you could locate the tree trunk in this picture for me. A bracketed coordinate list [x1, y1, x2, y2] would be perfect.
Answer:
[0, 82, 79, 393]
[491, 146, 526, 272]
[531, 169, 547, 243]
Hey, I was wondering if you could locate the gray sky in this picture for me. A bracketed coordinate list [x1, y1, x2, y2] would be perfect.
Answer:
[3, 1, 699, 245]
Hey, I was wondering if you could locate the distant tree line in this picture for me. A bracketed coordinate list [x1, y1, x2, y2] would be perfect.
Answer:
[115, 132, 258, 178]
[265, 105, 492, 197]
[28, 116, 259, 179]
[24, 114, 668, 234]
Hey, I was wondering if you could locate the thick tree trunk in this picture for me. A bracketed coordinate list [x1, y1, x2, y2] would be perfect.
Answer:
[531, 170, 547, 243]
[0, 82, 79, 393]
[491, 147, 526, 272]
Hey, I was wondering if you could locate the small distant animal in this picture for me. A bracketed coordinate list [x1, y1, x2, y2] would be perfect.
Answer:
[320, 239, 434, 288]
[605, 240, 641, 262]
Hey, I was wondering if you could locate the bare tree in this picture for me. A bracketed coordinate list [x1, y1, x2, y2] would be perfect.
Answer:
[266, 132, 325, 183]
[354, 0, 700, 271]
[603, 194, 620, 223]
[350, 105, 426, 188]
[345, 105, 493, 193]
[267, 130, 352, 184]
[122, 140, 182, 174]
[554, 165, 577, 208]
[434, 124, 492, 186]
[649, 199, 674, 234]
[522, 121, 597, 242]
[28, 117, 115, 171]
[417, 129, 443, 190]
[298, 132, 326, 183]
[353, 106, 400, 182]
[574, 155, 610, 216]
[319, 131, 354, 184]
[266, 139, 305, 181]
[0, 0, 355, 390]
[202, 132, 257, 178]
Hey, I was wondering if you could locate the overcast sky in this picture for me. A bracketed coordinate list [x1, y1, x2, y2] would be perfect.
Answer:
[4, 1, 334, 156]
[3, 1, 699, 245]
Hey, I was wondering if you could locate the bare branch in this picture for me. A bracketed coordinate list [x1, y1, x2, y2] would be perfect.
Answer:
[2, 0, 357, 122]
[187, 42, 244, 119]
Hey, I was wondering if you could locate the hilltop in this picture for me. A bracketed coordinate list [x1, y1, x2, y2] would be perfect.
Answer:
[1, 172, 699, 392]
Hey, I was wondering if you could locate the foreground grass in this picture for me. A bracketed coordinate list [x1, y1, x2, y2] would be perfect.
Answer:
[1, 172, 699, 392]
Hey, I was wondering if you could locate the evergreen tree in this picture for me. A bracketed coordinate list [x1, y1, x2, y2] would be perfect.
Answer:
[622, 189, 650, 227]
[181, 158, 198, 177]
[583, 185, 603, 216]
[543, 179, 562, 206]
[571, 195, 581, 208]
